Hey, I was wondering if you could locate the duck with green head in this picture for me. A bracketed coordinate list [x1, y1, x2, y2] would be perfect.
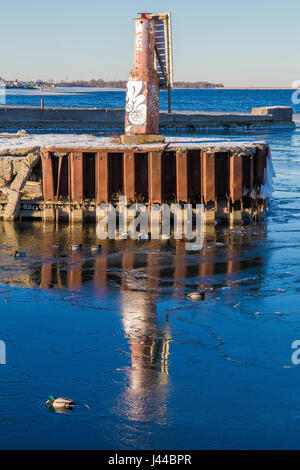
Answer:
[46, 395, 75, 410]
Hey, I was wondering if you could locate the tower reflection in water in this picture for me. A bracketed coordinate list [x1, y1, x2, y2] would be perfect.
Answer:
[0, 221, 267, 423]
[118, 251, 171, 423]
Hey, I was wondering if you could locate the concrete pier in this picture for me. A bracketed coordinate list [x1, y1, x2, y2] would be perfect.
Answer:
[0, 105, 294, 133]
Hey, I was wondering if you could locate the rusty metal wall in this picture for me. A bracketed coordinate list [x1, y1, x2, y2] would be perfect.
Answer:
[215, 152, 230, 199]
[187, 150, 201, 203]
[162, 151, 176, 202]
[51, 154, 69, 198]
[83, 153, 96, 199]
[108, 153, 123, 199]
[41, 147, 269, 209]
[135, 153, 148, 201]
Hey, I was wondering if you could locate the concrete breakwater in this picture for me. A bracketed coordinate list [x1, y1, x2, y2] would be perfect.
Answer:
[0, 134, 273, 226]
[0, 106, 294, 132]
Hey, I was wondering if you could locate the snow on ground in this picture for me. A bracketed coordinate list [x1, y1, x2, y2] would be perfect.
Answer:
[0, 133, 266, 151]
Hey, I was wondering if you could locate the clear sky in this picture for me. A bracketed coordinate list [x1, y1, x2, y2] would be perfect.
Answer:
[1, 0, 299, 86]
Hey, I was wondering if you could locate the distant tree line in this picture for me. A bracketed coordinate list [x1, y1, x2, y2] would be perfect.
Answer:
[55, 79, 127, 88]
[173, 81, 224, 89]
[0, 77, 224, 89]
[54, 79, 224, 89]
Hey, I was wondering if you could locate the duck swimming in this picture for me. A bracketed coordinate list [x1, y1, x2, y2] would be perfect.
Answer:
[46, 395, 75, 410]
[90, 245, 102, 253]
[70, 244, 82, 252]
[14, 251, 26, 258]
[188, 292, 206, 301]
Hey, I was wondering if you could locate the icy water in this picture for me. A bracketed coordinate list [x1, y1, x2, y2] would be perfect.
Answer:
[1, 89, 300, 449]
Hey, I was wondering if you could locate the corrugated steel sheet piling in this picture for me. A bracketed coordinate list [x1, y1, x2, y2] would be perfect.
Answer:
[0, 140, 272, 224]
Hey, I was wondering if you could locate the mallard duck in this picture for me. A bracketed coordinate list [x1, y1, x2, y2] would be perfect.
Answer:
[90, 245, 102, 253]
[70, 244, 82, 252]
[187, 292, 206, 301]
[46, 395, 75, 410]
[14, 251, 26, 258]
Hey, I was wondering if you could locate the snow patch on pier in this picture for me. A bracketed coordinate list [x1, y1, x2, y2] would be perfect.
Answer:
[0, 133, 267, 152]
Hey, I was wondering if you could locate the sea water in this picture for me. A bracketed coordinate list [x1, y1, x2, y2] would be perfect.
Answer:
[3, 86, 300, 113]
[0, 89, 300, 449]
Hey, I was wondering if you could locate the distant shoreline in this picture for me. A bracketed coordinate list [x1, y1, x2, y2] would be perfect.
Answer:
[220, 87, 294, 90]
[3, 85, 296, 93]
[176, 87, 294, 90]
[57, 85, 295, 91]
[3, 82, 295, 91]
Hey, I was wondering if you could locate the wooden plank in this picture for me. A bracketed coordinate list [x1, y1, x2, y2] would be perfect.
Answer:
[201, 152, 215, 203]
[70, 152, 84, 201]
[230, 155, 243, 202]
[123, 151, 135, 201]
[148, 151, 162, 203]
[41, 150, 55, 200]
[176, 150, 188, 202]
[96, 151, 109, 203]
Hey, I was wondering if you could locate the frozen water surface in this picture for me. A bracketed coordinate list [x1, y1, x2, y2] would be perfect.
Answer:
[0, 90, 300, 449]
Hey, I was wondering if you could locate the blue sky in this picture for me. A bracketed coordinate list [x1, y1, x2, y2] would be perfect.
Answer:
[1, 0, 299, 86]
